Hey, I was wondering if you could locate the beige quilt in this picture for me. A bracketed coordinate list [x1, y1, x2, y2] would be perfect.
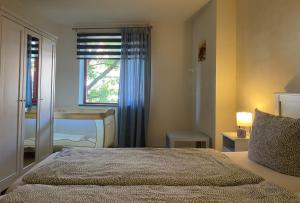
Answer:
[23, 148, 263, 186]
[1, 181, 299, 203]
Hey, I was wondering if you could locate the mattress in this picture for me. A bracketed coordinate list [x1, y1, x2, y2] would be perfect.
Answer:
[23, 137, 36, 147]
[224, 151, 300, 193]
[24, 133, 97, 148]
[53, 138, 96, 148]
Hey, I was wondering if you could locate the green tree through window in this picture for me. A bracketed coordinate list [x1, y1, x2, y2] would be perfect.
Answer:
[84, 59, 120, 104]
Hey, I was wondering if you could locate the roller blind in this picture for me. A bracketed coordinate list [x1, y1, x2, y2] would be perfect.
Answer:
[77, 33, 121, 59]
[28, 36, 39, 59]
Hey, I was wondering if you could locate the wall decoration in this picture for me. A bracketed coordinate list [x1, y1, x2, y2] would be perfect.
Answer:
[198, 40, 206, 62]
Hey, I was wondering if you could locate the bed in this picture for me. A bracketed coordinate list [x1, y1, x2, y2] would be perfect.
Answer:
[1, 93, 300, 202]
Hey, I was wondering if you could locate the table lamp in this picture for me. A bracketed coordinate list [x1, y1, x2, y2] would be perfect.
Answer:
[236, 112, 252, 138]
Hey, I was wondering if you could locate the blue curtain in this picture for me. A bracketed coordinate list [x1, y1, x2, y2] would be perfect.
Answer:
[118, 27, 151, 147]
[25, 35, 33, 108]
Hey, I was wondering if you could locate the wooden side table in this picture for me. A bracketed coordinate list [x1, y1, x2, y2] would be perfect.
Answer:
[222, 132, 250, 152]
[166, 131, 210, 148]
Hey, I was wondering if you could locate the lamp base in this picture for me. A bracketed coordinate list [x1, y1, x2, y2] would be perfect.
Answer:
[237, 128, 247, 138]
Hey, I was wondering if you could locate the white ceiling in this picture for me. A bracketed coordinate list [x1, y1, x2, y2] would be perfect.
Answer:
[20, 0, 210, 25]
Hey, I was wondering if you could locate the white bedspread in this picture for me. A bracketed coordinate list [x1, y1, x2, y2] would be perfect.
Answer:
[224, 151, 300, 193]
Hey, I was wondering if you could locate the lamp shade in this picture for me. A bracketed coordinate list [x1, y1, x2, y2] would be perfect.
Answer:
[236, 112, 252, 127]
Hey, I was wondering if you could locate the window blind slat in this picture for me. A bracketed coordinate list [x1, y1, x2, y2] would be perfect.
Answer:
[77, 45, 121, 49]
[77, 57, 121, 59]
[77, 33, 121, 37]
[77, 38, 121, 43]
[77, 51, 121, 56]
[30, 50, 39, 55]
[77, 32, 122, 59]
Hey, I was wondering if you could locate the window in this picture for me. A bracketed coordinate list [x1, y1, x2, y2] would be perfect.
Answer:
[83, 59, 120, 104]
[77, 33, 121, 105]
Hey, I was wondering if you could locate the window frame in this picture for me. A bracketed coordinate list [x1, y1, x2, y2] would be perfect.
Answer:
[82, 59, 120, 106]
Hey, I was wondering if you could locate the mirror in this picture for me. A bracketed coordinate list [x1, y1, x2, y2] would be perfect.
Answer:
[23, 34, 39, 168]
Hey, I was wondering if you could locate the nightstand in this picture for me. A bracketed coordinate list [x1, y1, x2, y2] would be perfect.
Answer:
[166, 131, 210, 148]
[222, 132, 250, 152]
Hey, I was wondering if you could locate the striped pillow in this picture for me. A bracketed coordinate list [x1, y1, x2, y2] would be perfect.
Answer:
[249, 109, 300, 176]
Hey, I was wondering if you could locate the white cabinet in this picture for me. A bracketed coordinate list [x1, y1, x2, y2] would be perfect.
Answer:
[0, 16, 24, 191]
[38, 37, 56, 160]
[222, 132, 250, 152]
[0, 10, 56, 192]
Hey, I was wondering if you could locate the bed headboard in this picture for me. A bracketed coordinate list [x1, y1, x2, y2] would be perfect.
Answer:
[275, 93, 300, 118]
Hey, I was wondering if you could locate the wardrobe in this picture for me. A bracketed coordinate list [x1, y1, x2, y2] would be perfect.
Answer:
[0, 9, 56, 192]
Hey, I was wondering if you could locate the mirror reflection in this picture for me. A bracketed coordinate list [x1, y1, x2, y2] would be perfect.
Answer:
[23, 34, 39, 168]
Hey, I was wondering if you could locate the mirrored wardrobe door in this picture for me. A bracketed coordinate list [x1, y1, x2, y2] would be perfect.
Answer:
[22, 30, 41, 169]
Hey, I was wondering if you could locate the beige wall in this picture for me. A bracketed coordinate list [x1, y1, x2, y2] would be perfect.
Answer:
[192, 0, 300, 150]
[191, 0, 237, 149]
[46, 0, 300, 148]
[236, 0, 300, 114]
[55, 26, 79, 108]
[147, 21, 193, 147]
[191, 1, 217, 146]
[215, 0, 237, 150]
[54, 21, 194, 147]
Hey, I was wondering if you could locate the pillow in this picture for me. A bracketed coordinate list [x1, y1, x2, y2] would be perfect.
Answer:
[248, 109, 300, 176]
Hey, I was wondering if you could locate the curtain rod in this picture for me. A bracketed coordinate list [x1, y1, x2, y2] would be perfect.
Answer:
[72, 25, 152, 31]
